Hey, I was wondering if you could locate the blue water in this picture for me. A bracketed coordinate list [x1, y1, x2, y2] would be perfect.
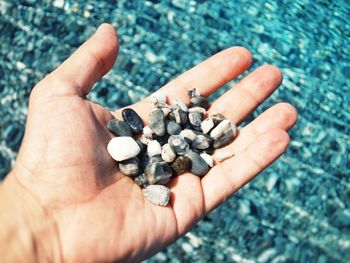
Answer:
[0, 0, 349, 262]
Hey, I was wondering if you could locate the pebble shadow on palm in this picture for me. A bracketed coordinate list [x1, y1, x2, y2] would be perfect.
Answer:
[13, 24, 297, 262]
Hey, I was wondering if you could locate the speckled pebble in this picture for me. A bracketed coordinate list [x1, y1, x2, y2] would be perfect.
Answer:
[161, 143, 177, 163]
[118, 157, 140, 176]
[191, 134, 212, 150]
[189, 112, 203, 128]
[145, 161, 173, 185]
[148, 109, 166, 136]
[210, 120, 237, 148]
[143, 185, 170, 206]
[168, 135, 190, 155]
[134, 173, 148, 189]
[180, 129, 198, 143]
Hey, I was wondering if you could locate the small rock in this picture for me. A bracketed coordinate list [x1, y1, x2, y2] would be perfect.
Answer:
[143, 185, 170, 206]
[107, 137, 140, 161]
[185, 150, 209, 177]
[191, 134, 212, 150]
[150, 92, 166, 106]
[171, 108, 188, 124]
[145, 161, 173, 185]
[188, 107, 206, 115]
[171, 156, 191, 176]
[188, 88, 201, 98]
[107, 119, 132, 137]
[201, 118, 215, 134]
[118, 157, 140, 176]
[210, 120, 237, 148]
[143, 126, 154, 137]
[179, 129, 197, 143]
[200, 153, 214, 167]
[148, 155, 163, 165]
[147, 140, 162, 157]
[148, 109, 166, 136]
[167, 120, 182, 135]
[161, 143, 177, 163]
[161, 107, 172, 117]
[210, 113, 225, 126]
[134, 173, 148, 189]
[139, 133, 153, 145]
[153, 133, 170, 146]
[189, 112, 203, 128]
[191, 96, 209, 110]
[122, 108, 144, 134]
[172, 98, 188, 112]
[168, 135, 190, 155]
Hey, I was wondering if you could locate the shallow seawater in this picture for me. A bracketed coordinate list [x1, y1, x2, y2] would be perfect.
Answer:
[0, 0, 349, 262]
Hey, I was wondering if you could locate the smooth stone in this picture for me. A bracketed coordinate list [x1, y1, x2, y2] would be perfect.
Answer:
[167, 120, 182, 135]
[172, 98, 188, 112]
[201, 118, 215, 134]
[210, 113, 225, 126]
[161, 143, 177, 163]
[161, 107, 172, 117]
[168, 135, 190, 155]
[134, 173, 148, 189]
[188, 88, 200, 98]
[191, 96, 209, 110]
[107, 137, 140, 161]
[171, 156, 191, 176]
[191, 134, 212, 150]
[139, 133, 152, 145]
[143, 126, 154, 137]
[145, 161, 173, 185]
[143, 185, 170, 206]
[107, 119, 132, 137]
[154, 133, 170, 146]
[185, 150, 209, 177]
[147, 140, 162, 157]
[200, 153, 214, 167]
[148, 155, 163, 165]
[210, 120, 237, 148]
[118, 157, 139, 176]
[188, 106, 206, 115]
[150, 92, 166, 106]
[171, 108, 188, 124]
[122, 108, 144, 133]
[179, 129, 197, 143]
[213, 130, 234, 148]
[189, 112, 203, 128]
[148, 109, 166, 136]
[136, 139, 147, 153]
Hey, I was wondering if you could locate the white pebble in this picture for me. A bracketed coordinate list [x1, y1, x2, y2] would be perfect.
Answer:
[179, 129, 197, 142]
[200, 153, 214, 167]
[150, 92, 166, 105]
[201, 118, 214, 134]
[147, 140, 162, 157]
[143, 185, 170, 206]
[210, 120, 237, 139]
[143, 126, 154, 137]
[107, 137, 140, 161]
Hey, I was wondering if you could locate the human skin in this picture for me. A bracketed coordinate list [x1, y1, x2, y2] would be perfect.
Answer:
[0, 24, 297, 262]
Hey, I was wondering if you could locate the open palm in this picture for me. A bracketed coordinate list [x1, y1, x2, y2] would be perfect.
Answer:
[9, 24, 297, 262]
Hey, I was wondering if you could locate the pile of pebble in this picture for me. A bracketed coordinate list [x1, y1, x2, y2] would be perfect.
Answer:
[107, 89, 237, 206]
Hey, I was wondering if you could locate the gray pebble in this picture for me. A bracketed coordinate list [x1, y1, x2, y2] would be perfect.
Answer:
[171, 108, 188, 124]
[179, 129, 197, 143]
[107, 119, 132, 137]
[188, 106, 206, 115]
[191, 96, 209, 110]
[134, 173, 148, 189]
[189, 112, 203, 128]
[122, 108, 144, 134]
[139, 133, 153, 145]
[201, 118, 215, 134]
[191, 134, 212, 150]
[167, 120, 182, 135]
[148, 109, 166, 136]
[168, 135, 190, 155]
[185, 150, 209, 177]
[143, 185, 170, 206]
[118, 157, 139, 177]
[161, 143, 177, 163]
[210, 120, 237, 148]
[145, 161, 173, 185]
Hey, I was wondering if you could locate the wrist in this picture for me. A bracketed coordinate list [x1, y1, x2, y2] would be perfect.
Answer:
[0, 173, 62, 262]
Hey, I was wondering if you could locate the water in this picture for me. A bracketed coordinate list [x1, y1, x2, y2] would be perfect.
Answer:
[0, 0, 349, 262]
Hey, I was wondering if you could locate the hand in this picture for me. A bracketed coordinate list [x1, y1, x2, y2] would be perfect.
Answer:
[0, 24, 297, 262]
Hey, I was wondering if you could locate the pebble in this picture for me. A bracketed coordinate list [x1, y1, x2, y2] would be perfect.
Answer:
[210, 113, 225, 126]
[171, 156, 191, 176]
[161, 107, 172, 117]
[168, 135, 190, 155]
[134, 173, 148, 189]
[145, 161, 173, 185]
[188, 106, 206, 115]
[167, 120, 182, 135]
[200, 153, 214, 167]
[191, 96, 209, 110]
[136, 139, 147, 153]
[122, 108, 144, 134]
[185, 150, 209, 177]
[143, 185, 171, 206]
[172, 98, 188, 112]
[148, 109, 166, 136]
[107, 137, 140, 161]
[147, 140, 162, 157]
[171, 108, 188, 124]
[143, 126, 154, 137]
[118, 157, 140, 176]
[161, 143, 177, 163]
[201, 118, 215, 134]
[150, 92, 166, 106]
[210, 120, 237, 148]
[179, 129, 197, 143]
[107, 119, 132, 137]
[139, 133, 153, 145]
[189, 112, 203, 128]
[191, 134, 212, 150]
